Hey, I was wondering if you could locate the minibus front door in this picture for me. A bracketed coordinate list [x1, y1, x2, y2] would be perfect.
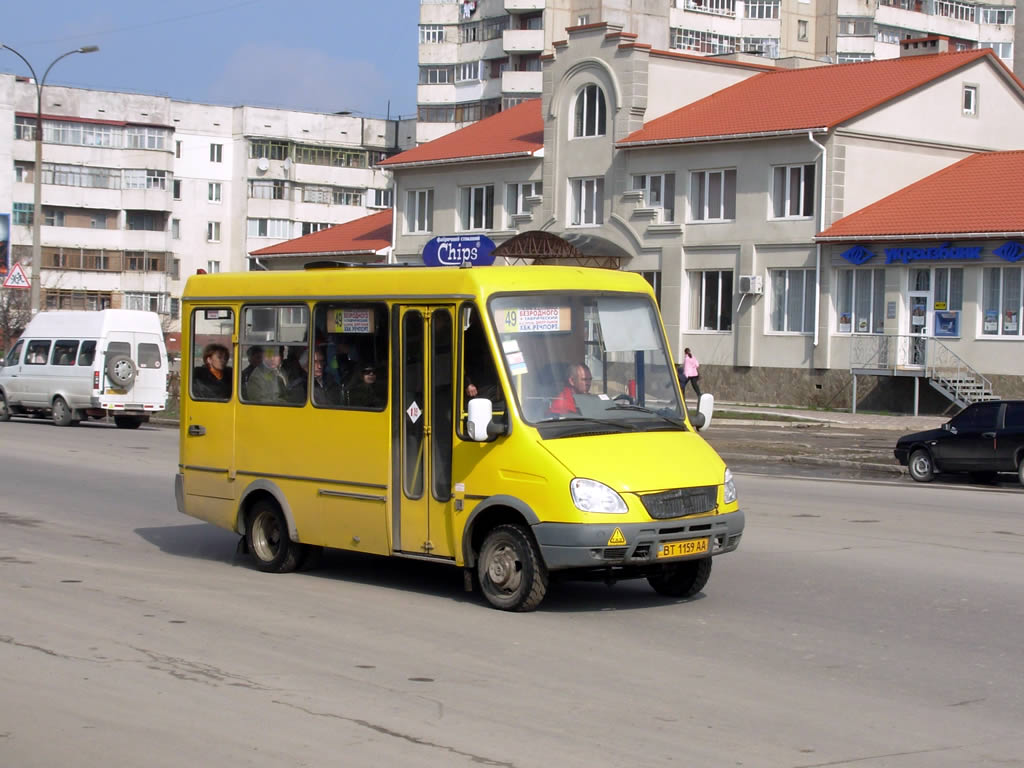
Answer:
[395, 306, 456, 559]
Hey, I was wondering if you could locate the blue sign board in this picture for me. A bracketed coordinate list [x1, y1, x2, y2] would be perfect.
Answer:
[422, 234, 496, 267]
[840, 240, 1024, 266]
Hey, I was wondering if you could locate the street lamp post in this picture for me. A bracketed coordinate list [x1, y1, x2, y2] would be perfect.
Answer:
[1, 44, 99, 314]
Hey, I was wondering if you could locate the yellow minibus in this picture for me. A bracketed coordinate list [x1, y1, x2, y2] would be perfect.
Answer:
[175, 264, 743, 611]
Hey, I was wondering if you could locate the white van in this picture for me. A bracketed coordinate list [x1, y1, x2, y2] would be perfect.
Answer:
[0, 309, 168, 428]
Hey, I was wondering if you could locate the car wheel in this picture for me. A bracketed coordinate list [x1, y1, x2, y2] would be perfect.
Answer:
[477, 524, 548, 612]
[1018, 456, 1024, 487]
[647, 557, 712, 598]
[246, 498, 305, 573]
[52, 396, 73, 427]
[0, 392, 9, 422]
[908, 449, 934, 482]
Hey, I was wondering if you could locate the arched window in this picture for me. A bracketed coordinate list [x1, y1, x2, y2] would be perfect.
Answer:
[573, 84, 606, 138]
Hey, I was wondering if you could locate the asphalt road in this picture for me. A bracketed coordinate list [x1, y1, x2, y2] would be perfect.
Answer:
[1, 418, 1023, 767]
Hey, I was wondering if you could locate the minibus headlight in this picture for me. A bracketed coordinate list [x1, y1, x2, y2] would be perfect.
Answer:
[570, 478, 628, 514]
[724, 468, 737, 505]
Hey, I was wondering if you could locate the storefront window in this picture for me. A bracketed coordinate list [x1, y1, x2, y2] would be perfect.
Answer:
[933, 268, 963, 311]
[837, 269, 884, 334]
[983, 267, 1022, 336]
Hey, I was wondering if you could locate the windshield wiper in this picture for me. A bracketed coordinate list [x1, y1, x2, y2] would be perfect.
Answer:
[603, 403, 688, 430]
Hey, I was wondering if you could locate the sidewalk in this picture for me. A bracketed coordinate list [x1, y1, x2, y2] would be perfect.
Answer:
[711, 401, 948, 432]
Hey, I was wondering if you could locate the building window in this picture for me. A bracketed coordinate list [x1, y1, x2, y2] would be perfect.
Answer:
[12, 203, 32, 225]
[419, 24, 446, 43]
[210, 143, 223, 163]
[689, 270, 733, 331]
[573, 84, 606, 138]
[301, 222, 331, 236]
[249, 179, 287, 200]
[127, 212, 164, 231]
[207, 260, 221, 274]
[44, 209, 66, 227]
[934, 267, 964, 312]
[683, 0, 736, 17]
[798, 19, 809, 41]
[982, 266, 1022, 336]
[577, 14, 590, 24]
[370, 188, 393, 208]
[772, 164, 815, 219]
[460, 185, 495, 231]
[407, 189, 434, 233]
[741, 37, 779, 57]
[172, 219, 181, 239]
[419, 65, 453, 84]
[963, 84, 978, 116]
[837, 52, 873, 63]
[745, 0, 780, 18]
[247, 218, 291, 238]
[208, 182, 222, 202]
[671, 27, 738, 54]
[937, 0, 976, 21]
[569, 177, 604, 226]
[91, 214, 108, 229]
[173, 179, 182, 200]
[126, 126, 167, 150]
[506, 181, 541, 227]
[175, 140, 182, 158]
[207, 221, 221, 242]
[838, 17, 872, 36]
[249, 140, 290, 160]
[984, 41, 1013, 60]
[982, 6, 1014, 24]
[770, 269, 815, 333]
[689, 169, 736, 222]
[455, 61, 481, 82]
[632, 173, 676, 223]
[836, 269, 885, 334]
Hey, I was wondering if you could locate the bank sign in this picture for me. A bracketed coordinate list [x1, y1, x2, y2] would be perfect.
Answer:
[422, 234, 496, 267]
[840, 241, 1024, 266]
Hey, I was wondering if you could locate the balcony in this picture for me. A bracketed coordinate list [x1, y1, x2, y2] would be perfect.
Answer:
[503, 29, 544, 53]
[501, 70, 543, 94]
[505, 0, 545, 11]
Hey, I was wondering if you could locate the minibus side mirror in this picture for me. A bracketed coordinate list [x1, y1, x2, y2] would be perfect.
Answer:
[691, 392, 714, 432]
[467, 397, 504, 441]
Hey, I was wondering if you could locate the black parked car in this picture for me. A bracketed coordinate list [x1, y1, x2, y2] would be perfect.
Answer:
[894, 400, 1024, 484]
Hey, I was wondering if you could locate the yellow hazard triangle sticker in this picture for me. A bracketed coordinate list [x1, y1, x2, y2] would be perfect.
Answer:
[607, 528, 627, 546]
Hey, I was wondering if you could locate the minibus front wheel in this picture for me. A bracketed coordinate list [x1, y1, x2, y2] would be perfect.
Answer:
[246, 498, 304, 573]
[647, 557, 712, 599]
[477, 524, 548, 612]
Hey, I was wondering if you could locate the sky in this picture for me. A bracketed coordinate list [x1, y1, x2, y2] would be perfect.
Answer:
[2, 0, 420, 119]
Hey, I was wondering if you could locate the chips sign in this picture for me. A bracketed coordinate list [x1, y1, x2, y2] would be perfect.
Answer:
[422, 235, 496, 267]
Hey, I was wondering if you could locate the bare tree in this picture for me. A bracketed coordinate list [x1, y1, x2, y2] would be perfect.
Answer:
[0, 288, 32, 356]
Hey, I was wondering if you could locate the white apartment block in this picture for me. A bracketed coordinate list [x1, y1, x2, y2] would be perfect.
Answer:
[0, 73, 414, 330]
[418, 0, 1017, 143]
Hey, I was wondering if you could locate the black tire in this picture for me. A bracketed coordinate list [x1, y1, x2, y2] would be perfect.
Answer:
[52, 396, 73, 427]
[105, 354, 137, 390]
[0, 391, 10, 422]
[647, 557, 712, 598]
[1018, 456, 1024, 487]
[908, 449, 934, 482]
[246, 498, 305, 573]
[114, 415, 142, 429]
[477, 523, 548, 612]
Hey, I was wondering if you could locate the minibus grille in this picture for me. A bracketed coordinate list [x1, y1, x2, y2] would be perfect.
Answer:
[641, 486, 717, 519]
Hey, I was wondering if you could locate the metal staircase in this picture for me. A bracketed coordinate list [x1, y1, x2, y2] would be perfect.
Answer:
[849, 334, 999, 412]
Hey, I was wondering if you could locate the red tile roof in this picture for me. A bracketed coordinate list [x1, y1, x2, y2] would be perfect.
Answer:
[620, 50, 1001, 146]
[249, 209, 392, 257]
[818, 151, 1024, 240]
[378, 99, 543, 168]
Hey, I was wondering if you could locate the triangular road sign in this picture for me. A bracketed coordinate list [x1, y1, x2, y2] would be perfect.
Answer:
[3, 263, 30, 289]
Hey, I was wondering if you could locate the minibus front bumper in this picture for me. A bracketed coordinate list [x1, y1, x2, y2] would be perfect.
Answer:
[532, 509, 744, 571]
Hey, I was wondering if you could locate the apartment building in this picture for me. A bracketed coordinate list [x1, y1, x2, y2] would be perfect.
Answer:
[386, 24, 1024, 410]
[418, 0, 1018, 143]
[0, 73, 413, 330]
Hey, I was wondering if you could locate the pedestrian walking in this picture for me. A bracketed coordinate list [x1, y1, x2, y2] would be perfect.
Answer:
[678, 347, 702, 401]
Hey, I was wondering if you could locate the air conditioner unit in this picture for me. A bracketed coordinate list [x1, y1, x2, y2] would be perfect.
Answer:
[738, 275, 763, 295]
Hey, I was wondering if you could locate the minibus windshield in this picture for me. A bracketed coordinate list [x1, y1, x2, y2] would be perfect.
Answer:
[489, 293, 685, 430]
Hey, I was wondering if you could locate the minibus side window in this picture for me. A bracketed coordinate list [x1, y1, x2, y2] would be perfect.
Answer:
[5, 340, 24, 366]
[311, 303, 388, 410]
[238, 304, 309, 406]
[53, 340, 79, 366]
[458, 304, 504, 439]
[26, 340, 51, 365]
[78, 341, 96, 366]
[403, 311, 425, 499]
[190, 308, 235, 402]
[432, 309, 453, 501]
[138, 343, 162, 369]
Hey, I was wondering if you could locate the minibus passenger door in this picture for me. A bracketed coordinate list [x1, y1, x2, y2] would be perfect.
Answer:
[395, 306, 455, 559]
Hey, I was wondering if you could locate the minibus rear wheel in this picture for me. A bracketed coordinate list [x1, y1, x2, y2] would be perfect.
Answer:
[0, 392, 9, 422]
[647, 557, 712, 599]
[246, 498, 304, 573]
[477, 524, 548, 612]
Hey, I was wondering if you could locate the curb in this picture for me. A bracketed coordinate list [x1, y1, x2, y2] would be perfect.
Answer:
[719, 451, 906, 475]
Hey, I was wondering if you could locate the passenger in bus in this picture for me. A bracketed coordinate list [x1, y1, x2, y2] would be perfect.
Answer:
[193, 343, 232, 400]
[548, 362, 592, 415]
[285, 350, 310, 404]
[311, 348, 340, 406]
[245, 345, 288, 403]
[346, 365, 384, 408]
[240, 346, 264, 399]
